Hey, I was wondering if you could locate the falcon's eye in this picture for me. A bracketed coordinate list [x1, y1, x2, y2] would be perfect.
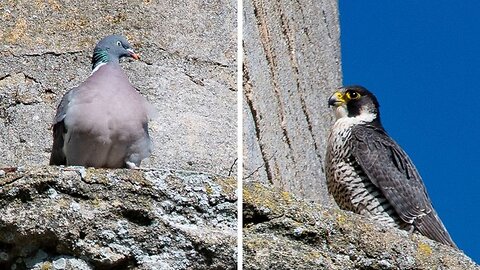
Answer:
[346, 91, 360, 100]
[116, 41, 122, 47]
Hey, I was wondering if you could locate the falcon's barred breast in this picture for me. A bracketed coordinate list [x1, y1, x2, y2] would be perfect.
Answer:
[325, 85, 456, 248]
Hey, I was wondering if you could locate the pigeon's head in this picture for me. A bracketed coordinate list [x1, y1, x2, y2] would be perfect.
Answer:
[92, 35, 139, 69]
[328, 85, 381, 124]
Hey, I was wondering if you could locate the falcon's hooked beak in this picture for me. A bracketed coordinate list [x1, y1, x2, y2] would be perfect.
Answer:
[127, 48, 140, 60]
[328, 91, 346, 107]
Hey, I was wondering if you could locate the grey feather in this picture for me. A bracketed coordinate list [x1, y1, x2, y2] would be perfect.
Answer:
[50, 88, 79, 165]
[350, 124, 456, 248]
[50, 35, 152, 168]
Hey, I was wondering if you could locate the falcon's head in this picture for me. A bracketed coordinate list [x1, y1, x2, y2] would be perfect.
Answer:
[328, 85, 381, 124]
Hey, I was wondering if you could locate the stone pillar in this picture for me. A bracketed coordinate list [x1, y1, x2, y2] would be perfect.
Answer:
[243, 0, 342, 204]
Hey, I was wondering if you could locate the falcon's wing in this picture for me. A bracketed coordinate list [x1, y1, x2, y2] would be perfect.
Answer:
[350, 124, 456, 248]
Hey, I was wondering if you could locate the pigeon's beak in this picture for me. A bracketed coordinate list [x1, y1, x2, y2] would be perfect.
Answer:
[127, 48, 140, 60]
[328, 91, 346, 107]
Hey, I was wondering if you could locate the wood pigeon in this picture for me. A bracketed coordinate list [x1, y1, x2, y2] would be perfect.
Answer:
[49, 35, 152, 169]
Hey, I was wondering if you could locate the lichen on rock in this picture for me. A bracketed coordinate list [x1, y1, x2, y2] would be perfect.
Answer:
[0, 166, 237, 270]
[243, 182, 479, 270]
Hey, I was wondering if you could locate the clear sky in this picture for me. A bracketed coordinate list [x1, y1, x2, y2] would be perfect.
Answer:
[339, 1, 480, 263]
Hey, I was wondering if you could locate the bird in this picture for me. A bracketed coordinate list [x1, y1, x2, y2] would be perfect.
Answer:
[49, 35, 152, 169]
[325, 85, 456, 248]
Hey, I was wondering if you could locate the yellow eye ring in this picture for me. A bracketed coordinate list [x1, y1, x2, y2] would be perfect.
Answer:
[346, 91, 360, 100]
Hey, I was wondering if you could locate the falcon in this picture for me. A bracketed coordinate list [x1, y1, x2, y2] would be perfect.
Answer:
[325, 85, 456, 248]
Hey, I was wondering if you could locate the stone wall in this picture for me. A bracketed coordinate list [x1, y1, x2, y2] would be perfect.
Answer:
[0, 0, 237, 176]
[0, 1, 238, 269]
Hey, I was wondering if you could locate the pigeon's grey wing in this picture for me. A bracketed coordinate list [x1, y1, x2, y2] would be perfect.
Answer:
[351, 125, 456, 248]
[49, 88, 78, 165]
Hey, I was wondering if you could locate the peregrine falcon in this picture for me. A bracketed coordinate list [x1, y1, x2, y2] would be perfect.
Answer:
[325, 85, 456, 248]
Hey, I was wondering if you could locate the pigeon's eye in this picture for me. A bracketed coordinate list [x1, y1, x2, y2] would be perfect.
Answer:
[346, 91, 360, 100]
[116, 41, 122, 47]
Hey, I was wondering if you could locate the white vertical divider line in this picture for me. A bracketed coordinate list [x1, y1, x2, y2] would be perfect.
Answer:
[236, 0, 244, 268]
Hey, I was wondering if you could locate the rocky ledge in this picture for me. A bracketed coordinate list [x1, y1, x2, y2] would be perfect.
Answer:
[243, 183, 478, 270]
[0, 166, 237, 270]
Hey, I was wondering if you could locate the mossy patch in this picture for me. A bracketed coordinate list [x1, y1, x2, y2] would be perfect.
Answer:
[417, 242, 432, 257]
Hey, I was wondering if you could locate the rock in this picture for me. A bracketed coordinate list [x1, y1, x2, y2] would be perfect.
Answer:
[0, 166, 237, 269]
[0, 0, 236, 175]
[243, 183, 479, 270]
[243, 0, 341, 204]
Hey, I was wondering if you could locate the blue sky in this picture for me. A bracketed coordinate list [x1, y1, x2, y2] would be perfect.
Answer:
[339, 1, 480, 263]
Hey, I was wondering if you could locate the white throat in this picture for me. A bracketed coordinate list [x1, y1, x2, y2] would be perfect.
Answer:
[333, 105, 377, 124]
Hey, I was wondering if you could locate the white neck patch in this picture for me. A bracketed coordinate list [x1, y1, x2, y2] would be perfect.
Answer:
[91, 62, 107, 75]
[333, 105, 377, 126]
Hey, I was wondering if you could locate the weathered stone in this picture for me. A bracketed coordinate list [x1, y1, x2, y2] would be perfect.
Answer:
[243, 0, 341, 204]
[0, 166, 236, 269]
[243, 183, 479, 270]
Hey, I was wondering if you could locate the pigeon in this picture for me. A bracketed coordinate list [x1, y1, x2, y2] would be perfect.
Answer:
[49, 35, 152, 169]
